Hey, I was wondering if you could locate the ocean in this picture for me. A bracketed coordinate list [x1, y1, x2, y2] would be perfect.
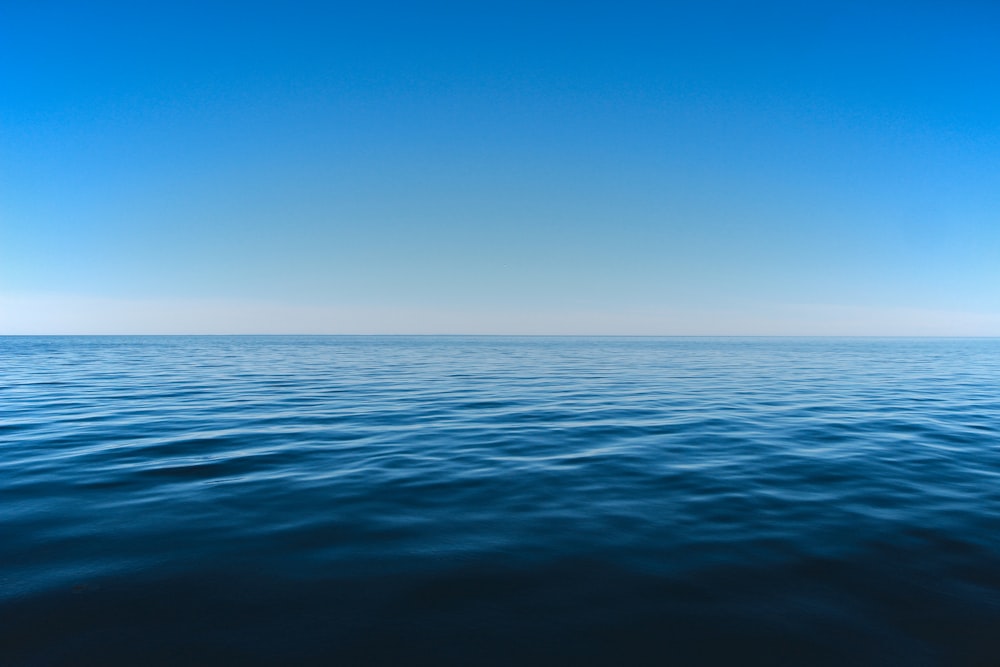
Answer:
[3, 336, 1000, 665]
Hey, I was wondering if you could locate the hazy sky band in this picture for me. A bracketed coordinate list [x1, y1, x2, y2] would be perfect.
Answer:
[3, 1, 998, 334]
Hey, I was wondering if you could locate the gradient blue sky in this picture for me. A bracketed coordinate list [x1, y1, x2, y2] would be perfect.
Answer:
[3, 1, 998, 334]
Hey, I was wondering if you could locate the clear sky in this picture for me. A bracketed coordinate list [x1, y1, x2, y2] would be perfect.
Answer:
[2, 1, 998, 334]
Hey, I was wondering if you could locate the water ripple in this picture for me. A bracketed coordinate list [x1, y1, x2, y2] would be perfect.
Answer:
[3, 336, 1000, 665]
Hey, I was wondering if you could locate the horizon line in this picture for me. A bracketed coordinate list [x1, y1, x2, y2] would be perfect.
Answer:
[3, 333, 999, 339]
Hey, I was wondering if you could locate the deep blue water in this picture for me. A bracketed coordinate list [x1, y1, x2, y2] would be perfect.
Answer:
[3, 336, 1000, 665]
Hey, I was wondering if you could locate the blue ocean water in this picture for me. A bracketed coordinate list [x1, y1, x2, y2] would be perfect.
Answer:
[2, 336, 1000, 665]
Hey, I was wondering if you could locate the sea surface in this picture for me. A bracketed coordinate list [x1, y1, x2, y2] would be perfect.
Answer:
[2, 336, 1000, 665]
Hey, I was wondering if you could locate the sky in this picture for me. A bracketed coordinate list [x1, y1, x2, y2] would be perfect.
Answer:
[2, 1, 999, 334]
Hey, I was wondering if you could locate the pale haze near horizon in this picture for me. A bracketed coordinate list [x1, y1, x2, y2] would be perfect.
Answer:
[3, 2, 999, 335]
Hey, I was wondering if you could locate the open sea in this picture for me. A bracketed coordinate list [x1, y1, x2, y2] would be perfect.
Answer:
[2, 335, 1000, 665]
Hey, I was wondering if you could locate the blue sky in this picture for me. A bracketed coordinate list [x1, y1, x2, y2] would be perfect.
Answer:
[2, 1, 998, 334]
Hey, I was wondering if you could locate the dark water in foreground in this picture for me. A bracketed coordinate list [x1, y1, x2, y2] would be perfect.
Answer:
[3, 336, 1000, 665]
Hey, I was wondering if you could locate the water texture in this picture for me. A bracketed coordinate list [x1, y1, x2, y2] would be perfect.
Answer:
[2, 336, 1000, 665]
